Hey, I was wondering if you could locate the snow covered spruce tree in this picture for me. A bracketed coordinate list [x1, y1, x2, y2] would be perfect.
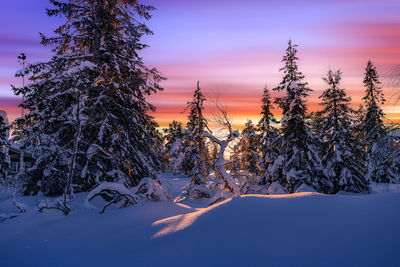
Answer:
[368, 130, 400, 184]
[362, 61, 385, 145]
[163, 121, 184, 155]
[183, 82, 211, 198]
[163, 120, 185, 172]
[257, 86, 279, 184]
[268, 40, 324, 193]
[0, 114, 9, 184]
[361, 61, 391, 183]
[12, 0, 164, 201]
[351, 104, 367, 162]
[230, 120, 259, 173]
[319, 70, 368, 193]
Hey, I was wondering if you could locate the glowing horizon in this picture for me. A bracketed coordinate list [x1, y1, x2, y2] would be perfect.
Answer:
[0, 0, 399, 129]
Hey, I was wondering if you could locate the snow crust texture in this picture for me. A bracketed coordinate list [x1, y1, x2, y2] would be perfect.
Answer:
[1, 178, 399, 267]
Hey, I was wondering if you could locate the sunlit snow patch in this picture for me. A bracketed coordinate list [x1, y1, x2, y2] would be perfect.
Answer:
[152, 192, 320, 238]
[152, 198, 232, 238]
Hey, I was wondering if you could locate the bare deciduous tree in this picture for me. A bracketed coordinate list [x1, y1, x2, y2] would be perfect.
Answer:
[205, 101, 240, 198]
[385, 64, 400, 104]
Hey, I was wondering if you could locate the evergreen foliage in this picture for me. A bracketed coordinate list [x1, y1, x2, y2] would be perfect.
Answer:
[362, 60, 385, 144]
[257, 87, 279, 182]
[183, 81, 210, 186]
[273, 40, 310, 114]
[351, 105, 367, 164]
[231, 120, 259, 173]
[319, 70, 368, 193]
[12, 0, 164, 196]
[164, 121, 185, 151]
[367, 131, 399, 184]
[268, 40, 323, 193]
[361, 61, 389, 184]
[163, 120, 185, 172]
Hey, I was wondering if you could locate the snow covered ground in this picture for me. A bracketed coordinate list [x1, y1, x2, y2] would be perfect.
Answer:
[1, 174, 399, 267]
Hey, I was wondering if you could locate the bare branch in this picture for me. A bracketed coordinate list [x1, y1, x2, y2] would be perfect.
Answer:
[86, 184, 137, 213]
[37, 198, 71, 215]
[384, 64, 400, 104]
[211, 97, 233, 136]
[203, 101, 240, 197]
[87, 190, 137, 213]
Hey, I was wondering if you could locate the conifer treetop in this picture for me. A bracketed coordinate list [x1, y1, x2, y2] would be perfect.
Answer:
[274, 39, 308, 92]
[362, 60, 385, 143]
[185, 81, 208, 133]
[319, 69, 352, 132]
[362, 60, 385, 108]
[258, 86, 277, 132]
[274, 40, 311, 115]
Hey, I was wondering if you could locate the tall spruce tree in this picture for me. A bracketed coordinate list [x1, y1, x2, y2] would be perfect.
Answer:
[274, 40, 309, 114]
[258, 86, 279, 182]
[12, 0, 164, 196]
[183, 81, 210, 188]
[361, 61, 389, 183]
[362, 60, 385, 144]
[268, 40, 323, 193]
[319, 70, 368, 193]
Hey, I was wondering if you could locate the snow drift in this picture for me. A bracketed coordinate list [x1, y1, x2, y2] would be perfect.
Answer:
[1, 190, 399, 266]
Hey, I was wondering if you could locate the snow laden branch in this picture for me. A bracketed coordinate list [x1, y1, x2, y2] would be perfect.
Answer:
[204, 131, 240, 197]
[85, 182, 137, 213]
[135, 178, 171, 202]
[37, 198, 72, 215]
[205, 102, 240, 198]
[84, 178, 171, 213]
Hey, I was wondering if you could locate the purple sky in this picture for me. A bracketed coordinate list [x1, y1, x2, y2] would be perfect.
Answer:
[1, 0, 400, 126]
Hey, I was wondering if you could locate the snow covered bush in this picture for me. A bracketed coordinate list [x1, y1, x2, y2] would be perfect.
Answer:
[134, 178, 171, 202]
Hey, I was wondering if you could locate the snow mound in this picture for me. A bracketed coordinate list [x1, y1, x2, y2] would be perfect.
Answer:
[153, 198, 231, 238]
[150, 193, 400, 266]
[295, 183, 317, 193]
[135, 177, 171, 202]
[153, 193, 319, 237]
[1, 186, 400, 266]
[267, 181, 286, 194]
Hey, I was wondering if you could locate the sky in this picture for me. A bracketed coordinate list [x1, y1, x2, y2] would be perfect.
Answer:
[1, 0, 400, 128]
